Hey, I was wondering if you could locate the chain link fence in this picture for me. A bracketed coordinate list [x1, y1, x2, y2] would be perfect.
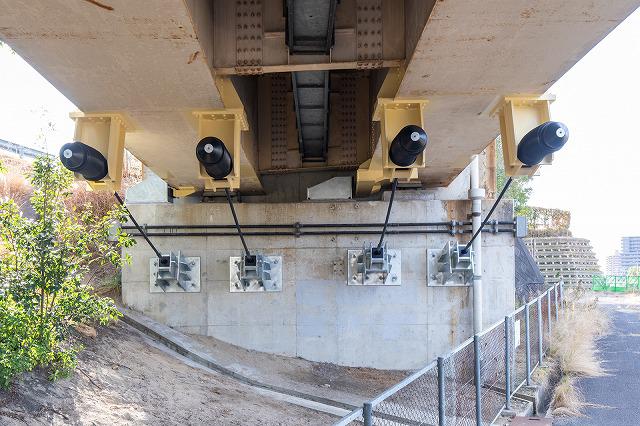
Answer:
[529, 299, 541, 370]
[509, 306, 528, 393]
[442, 338, 477, 425]
[334, 282, 563, 426]
[477, 323, 507, 425]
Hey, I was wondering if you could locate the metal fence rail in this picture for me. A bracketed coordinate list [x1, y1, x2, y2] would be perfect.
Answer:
[334, 282, 563, 426]
[592, 275, 640, 292]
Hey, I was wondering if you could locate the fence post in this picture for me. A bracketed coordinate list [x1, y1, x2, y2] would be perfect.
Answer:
[524, 303, 531, 386]
[363, 402, 373, 426]
[438, 357, 445, 426]
[537, 297, 543, 365]
[504, 316, 511, 410]
[546, 290, 552, 337]
[554, 285, 559, 321]
[559, 281, 564, 307]
[474, 334, 482, 425]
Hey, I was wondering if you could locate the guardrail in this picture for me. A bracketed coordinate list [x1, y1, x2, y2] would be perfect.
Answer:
[334, 282, 564, 426]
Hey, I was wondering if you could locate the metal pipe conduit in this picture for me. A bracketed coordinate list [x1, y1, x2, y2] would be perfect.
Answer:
[124, 229, 514, 238]
[121, 220, 514, 230]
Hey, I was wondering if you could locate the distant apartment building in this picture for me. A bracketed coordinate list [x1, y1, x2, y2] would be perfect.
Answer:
[525, 236, 601, 286]
[606, 237, 640, 275]
[524, 207, 601, 287]
[606, 252, 624, 275]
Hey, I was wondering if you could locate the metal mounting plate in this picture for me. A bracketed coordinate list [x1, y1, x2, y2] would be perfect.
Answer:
[149, 256, 201, 293]
[426, 248, 472, 287]
[347, 249, 401, 286]
[229, 255, 283, 292]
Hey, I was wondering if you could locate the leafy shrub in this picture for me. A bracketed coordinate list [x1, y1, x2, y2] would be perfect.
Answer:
[0, 155, 134, 387]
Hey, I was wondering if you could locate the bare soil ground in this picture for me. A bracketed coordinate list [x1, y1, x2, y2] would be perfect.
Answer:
[188, 334, 408, 403]
[0, 322, 335, 426]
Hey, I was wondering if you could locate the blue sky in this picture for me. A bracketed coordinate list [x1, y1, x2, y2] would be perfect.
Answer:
[1, 8, 639, 268]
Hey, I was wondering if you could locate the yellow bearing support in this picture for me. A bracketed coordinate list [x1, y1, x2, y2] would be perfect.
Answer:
[355, 98, 428, 196]
[193, 108, 248, 192]
[69, 112, 131, 192]
[491, 94, 556, 177]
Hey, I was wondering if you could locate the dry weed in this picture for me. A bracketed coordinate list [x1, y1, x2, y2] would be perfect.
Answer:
[548, 290, 610, 416]
[551, 377, 586, 417]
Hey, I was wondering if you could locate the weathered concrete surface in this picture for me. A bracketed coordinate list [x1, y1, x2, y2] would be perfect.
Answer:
[122, 199, 515, 369]
[400, 0, 640, 186]
[0, 0, 262, 192]
[121, 306, 405, 410]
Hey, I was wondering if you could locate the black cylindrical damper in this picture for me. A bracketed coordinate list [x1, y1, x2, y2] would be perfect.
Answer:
[517, 121, 569, 167]
[59, 141, 108, 181]
[388, 125, 428, 167]
[196, 136, 233, 179]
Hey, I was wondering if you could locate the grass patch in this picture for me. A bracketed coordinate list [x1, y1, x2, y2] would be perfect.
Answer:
[547, 288, 610, 416]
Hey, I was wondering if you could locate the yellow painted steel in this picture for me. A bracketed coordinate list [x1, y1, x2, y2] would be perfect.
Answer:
[182, 76, 257, 194]
[355, 70, 428, 196]
[172, 187, 197, 197]
[69, 112, 131, 192]
[193, 108, 247, 192]
[491, 94, 555, 177]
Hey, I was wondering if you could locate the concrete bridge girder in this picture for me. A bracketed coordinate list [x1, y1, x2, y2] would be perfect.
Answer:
[1, 0, 638, 194]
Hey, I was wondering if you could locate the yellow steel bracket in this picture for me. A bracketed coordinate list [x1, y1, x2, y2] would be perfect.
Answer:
[355, 98, 428, 196]
[193, 108, 248, 192]
[69, 112, 131, 192]
[491, 94, 555, 177]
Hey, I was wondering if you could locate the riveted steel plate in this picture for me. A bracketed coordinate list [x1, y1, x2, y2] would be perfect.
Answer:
[149, 256, 201, 293]
[426, 248, 473, 287]
[347, 249, 401, 286]
[229, 255, 283, 292]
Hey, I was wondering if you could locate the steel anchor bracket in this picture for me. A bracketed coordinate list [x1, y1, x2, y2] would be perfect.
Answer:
[347, 242, 401, 286]
[230, 253, 282, 292]
[149, 251, 201, 293]
[427, 241, 475, 287]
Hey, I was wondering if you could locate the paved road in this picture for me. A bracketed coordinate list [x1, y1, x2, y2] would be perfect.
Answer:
[555, 295, 640, 426]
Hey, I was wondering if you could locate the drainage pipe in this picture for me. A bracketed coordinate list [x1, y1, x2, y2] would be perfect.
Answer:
[469, 155, 485, 334]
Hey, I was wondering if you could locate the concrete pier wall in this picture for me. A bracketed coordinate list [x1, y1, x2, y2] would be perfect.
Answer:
[122, 199, 515, 369]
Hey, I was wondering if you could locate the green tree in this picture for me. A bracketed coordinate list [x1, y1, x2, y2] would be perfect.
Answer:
[0, 155, 134, 387]
[495, 137, 532, 216]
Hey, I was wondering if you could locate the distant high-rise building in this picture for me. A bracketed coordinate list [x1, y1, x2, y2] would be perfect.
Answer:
[607, 237, 640, 275]
[606, 252, 624, 275]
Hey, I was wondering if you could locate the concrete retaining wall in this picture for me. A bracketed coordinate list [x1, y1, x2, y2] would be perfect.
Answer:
[122, 199, 515, 369]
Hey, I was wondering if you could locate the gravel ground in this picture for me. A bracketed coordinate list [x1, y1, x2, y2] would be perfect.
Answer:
[0, 322, 335, 426]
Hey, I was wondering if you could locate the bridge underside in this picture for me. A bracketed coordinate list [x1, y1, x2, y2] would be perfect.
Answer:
[0, 0, 636, 195]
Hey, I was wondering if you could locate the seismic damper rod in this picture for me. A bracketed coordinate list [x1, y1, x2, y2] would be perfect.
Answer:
[462, 177, 513, 254]
[114, 191, 162, 259]
[224, 188, 251, 257]
[377, 178, 398, 249]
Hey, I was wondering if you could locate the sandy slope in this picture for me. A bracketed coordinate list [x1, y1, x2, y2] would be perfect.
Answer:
[0, 322, 335, 425]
